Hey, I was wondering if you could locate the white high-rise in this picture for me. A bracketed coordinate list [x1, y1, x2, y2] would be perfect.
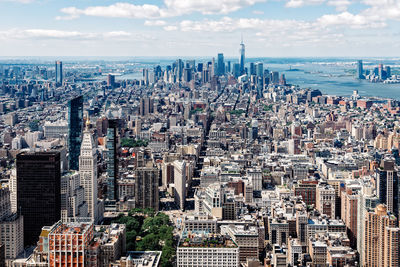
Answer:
[174, 160, 186, 211]
[79, 122, 98, 223]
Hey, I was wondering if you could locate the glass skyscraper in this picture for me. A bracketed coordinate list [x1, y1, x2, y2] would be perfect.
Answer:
[55, 61, 63, 85]
[68, 95, 83, 170]
[106, 119, 119, 210]
[239, 39, 245, 75]
[357, 60, 364, 79]
[217, 53, 225, 76]
[17, 151, 61, 246]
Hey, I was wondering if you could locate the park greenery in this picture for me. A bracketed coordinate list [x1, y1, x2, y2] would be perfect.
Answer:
[120, 138, 148, 148]
[28, 120, 40, 131]
[189, 108, 204, 115]
[112, 208, 175, 267]
[228, 109, 245, 115]
[263, 104, 273, 111]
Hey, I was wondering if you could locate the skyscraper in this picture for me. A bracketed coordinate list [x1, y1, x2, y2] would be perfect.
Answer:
[68, 95, 83, 170]
[239, 37, 245, 75]
[17, 151, 61, 246]
[79, 121, 98, 223]
[107, 74, 115, 88]
[356, 184, 379, 266]
[217, 53, 225, 76]
[174, 160, 186, 211]
[135, 166, 159, 211]
[176, 59, 183, 81]
[364, 204, 398, 267]
[0, 187, 24, 260]
[139, 97, 154, 117]
[233, 63, 241, 78]
[249, 62, 256, 76]
[376, 158, 399, 218]
[55, 61, 63, 85]
[256, 62, 263, 77]
[356, 60, 364, 79]
[106, 119, 118, 210]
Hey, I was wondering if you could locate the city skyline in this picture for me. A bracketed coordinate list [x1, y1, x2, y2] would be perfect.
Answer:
[1, 0, 400, 57]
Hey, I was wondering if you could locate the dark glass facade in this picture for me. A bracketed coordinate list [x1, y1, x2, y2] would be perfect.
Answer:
[16, 151, 61, 246]
[68, 95, 83, 170]
[106, 119, 119, 208]
[55, 61, 63, 85]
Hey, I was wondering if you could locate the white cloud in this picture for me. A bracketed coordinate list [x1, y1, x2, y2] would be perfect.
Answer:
[163, 25, 178, 31]
[317, 11, 386, 28]
[327, 0, 352, 11]
[57, 3, 164, 20]
[361, 0, 400, 21]
[103, 31, 132, 38]
[285, 0, 352, 10]
[163, 0, 266, 15]
[144, 20, 167, 26]
[0, 29, 151, 41]
[285, 0, 324, 8]
[158, 11, 388, 48]
[0, 0, 35, 3]
[56, 0, 266, 20]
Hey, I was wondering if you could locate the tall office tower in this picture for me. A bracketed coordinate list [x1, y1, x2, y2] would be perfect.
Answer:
[365, 204, 399, 267]
[177, 59, 183, 81]
[211, 57, 216, 76]
[385, 66, 391, 77]
[376, 158, 399, 218]
[256, 63, 263, 98]
[378, 63, 384, 79]
[197, 63, 203, 72]
[106, 119, 119, 210]
[239, 37, 245, 75]
[217, 53, 225, 76]
[249, 62, 256, 76]
[356, 60, 364, 79]
[357, 182, 379, 266]
[79, 122, 98, 223]
[8, 172, 17, 212]
[173, 160, 186, 211]
[233, 63, 241, 78]
[0, 187, 24, 260]
[183, 68, 192, 82]
[271, 71, 280, 84]
[202, 69, 210, 84]
[60, 171, 88, 221]
[68, 95, 83, 170]
[142, 69, 149, 85]
[139, 97, 154, 116]
[16, 151, 61, 246]
[107, 74, 115, 88]
[55, 61, 63, 85]
[0, 186, 11, 220]
[341, 184, 360, 248]
[256, 62, 263, 77]
[134, 165, 159, 211]
[135, 118, 141, 136]
[251, 119, 258, 140]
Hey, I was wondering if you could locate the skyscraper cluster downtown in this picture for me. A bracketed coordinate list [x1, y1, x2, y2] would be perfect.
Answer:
[0, 33, 400, 267]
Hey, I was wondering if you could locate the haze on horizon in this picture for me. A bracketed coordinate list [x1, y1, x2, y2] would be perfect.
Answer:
[1, 0, 399, 57]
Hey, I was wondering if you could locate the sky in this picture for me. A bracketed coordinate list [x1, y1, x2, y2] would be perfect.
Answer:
[0, 0, 400, 57]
